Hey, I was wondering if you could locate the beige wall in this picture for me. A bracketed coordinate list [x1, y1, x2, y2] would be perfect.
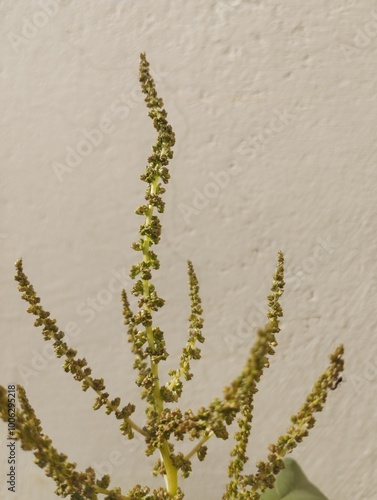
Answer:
[1, 1, 376, 498]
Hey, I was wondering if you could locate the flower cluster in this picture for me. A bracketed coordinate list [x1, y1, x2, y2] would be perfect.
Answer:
[224, 251, 285, 498]
[123, 52, 175, 418]
[14, 258, 143, 440]
[0, 53, 344, 500]
[0, 385, 124, 499]
[225, 344, 344, 499]
[162, 260, 205, 403]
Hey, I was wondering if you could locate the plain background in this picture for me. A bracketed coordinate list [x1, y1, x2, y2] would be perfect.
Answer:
[1, 1, 377, 498]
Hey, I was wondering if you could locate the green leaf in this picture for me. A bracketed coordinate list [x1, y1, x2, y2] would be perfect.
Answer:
[259, 458, 328, 500]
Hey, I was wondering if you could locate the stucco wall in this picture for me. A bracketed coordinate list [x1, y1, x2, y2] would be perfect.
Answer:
[1, 1, 377, 498]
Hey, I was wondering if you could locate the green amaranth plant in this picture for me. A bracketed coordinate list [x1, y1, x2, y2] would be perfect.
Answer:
[0, 53, 344, 499]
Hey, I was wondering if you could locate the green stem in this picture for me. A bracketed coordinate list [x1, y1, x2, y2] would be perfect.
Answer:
[184, 431, 214, 461]
[143, 176, 164, 415]
[142, 175, 178, 496]
[94, 485, 129, 499]
[160, 441, 179, 496]
[83, 375, 148, 438]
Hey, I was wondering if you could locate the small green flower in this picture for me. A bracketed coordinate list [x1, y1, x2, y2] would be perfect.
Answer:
[0, 53, 344, 500]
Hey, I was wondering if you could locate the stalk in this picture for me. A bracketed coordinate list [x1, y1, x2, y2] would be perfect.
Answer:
[141, 176, 178, 494]
[142, 177, 164, 415]
[129, 53, 178, 496]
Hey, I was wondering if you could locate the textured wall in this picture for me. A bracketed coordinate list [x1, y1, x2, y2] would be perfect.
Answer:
[1, 1, 376, 499]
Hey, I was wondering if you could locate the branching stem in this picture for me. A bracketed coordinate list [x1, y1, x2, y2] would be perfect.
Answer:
[184, 431, 214, 461]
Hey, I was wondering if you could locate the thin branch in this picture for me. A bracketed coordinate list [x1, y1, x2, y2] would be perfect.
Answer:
[14, 258, 147, 439]
[184, 431, 214, 461]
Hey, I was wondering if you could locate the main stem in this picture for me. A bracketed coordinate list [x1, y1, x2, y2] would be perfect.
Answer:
[142, 177, 178, 497]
